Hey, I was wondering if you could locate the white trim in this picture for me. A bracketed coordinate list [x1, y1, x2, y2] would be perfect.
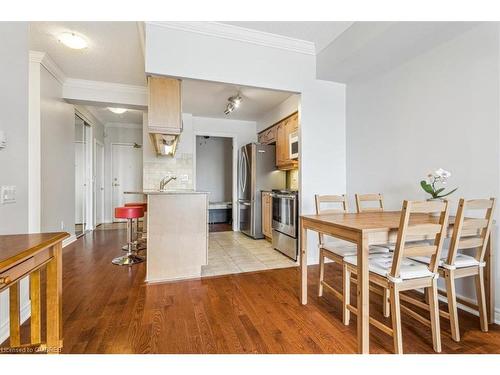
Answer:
[28, 56, 41, 234]
[64, 78, 146, 94]
[29, 51, 67, 85]
[62, 234, 77, 248]
[417, 288, 500, 325]
[104, 122, 143, 130]
[148, 21, 316, 56]
[63, 78, 147, 108]
[94, 140, 105, 228]
[0, 299, 31, 345]
[193, 130, 238, 232]
[137, 21, 145, 59]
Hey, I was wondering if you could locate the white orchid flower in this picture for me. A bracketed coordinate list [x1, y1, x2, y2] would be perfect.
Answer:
[435, 168, 451, 179]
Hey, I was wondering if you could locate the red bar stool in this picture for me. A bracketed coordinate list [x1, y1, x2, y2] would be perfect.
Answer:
[123, 202, 147, 251]
[112, 206, 145, 266]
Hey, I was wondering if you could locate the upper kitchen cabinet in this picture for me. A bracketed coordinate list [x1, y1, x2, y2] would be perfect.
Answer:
[277, 113, 299, 170]
[148, 76, 182, 134]
[257, 111, 299, 170]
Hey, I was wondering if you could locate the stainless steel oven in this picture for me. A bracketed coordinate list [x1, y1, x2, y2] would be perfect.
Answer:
[271, 190, 298, 260]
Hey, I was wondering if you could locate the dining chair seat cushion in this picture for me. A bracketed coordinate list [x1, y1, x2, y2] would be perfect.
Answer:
[344, 253, 434, 281]
[411, 253, 480, 269]
[321, 242, 390, 258]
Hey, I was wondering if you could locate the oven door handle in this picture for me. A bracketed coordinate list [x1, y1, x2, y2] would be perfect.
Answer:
[271, 194, 296, 200]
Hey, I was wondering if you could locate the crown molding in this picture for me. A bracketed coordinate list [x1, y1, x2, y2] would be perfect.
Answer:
[64, 78, 147, 94]
[148, 21, 316, 55]
[29, 50, 67, 85]
[104, 122, 143, 130]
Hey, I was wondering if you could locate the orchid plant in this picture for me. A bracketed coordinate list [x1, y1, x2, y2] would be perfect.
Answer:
[420, 168, 458, 200]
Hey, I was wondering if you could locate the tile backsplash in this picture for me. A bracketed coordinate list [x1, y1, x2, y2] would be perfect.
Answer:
[143, 153, 194, 190]
[286, 169, 299, 190]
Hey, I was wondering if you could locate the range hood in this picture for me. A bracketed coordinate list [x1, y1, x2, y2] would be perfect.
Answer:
[150, 133, 179, 156]
[147, 76, 182, 156]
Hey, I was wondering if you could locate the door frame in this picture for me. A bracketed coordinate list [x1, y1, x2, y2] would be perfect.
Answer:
[193, 131, 238, 232]
[110, 142, 142, 222]
[94, 139, 105, 227]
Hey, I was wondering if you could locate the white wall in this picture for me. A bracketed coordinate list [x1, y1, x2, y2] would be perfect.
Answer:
[104, 124, 143, 222]
[40, 66, 76, 235]
[0, 23, 29, 234]
[145, 23, 347, 263]
[346, 24, 500, 314]
[257, 94, 300, 132]
[0, 22, 30, 344]
[196, 136, 232, 202]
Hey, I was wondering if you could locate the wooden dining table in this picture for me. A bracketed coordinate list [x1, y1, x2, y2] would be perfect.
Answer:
[299, 211, 494, 354]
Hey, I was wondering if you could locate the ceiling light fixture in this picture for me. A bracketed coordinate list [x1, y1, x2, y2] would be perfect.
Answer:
[57, 32, 88, 50]
[108, 107, 128, 114]
[224, 93, 243, 115]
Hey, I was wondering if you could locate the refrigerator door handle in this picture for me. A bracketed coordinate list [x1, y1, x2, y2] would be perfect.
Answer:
[242, 148, 248, 194]
[238, 153, 244, 194]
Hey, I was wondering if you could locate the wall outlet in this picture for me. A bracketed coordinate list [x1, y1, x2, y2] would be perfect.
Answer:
[0, 185, 16, 204]
[60, 221, 65, 230]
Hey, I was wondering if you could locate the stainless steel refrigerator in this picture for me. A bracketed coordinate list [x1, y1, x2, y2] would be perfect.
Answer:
[238, 143, 285, 239]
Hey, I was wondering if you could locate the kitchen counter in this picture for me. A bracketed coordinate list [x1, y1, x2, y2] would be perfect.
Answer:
[124, 190, 209, 195]
[138, 191, 209, 283]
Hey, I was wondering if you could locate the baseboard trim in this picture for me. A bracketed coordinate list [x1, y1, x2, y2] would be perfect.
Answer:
[416, 288, 499, 325]
[0, 300, 31, 344]
[62, 234, 77, 248]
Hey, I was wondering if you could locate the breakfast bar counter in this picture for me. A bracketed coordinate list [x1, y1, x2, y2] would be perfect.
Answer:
[125, 190, 209, 283]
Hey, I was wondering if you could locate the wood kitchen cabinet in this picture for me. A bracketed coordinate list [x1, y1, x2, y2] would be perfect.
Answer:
[148, 76, 182, 134]
[261, 191, 273, 240]
[276, 114, 298, 170]
[257, 111, 299, 170]
[257, 125, 277, 144]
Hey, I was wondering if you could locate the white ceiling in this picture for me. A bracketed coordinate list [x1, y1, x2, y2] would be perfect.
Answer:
[317, 22, 481, 83]
[221, 21, 353, 53]
[30, 21, 145, 86]
[182, 79, 294, 121]
[83, 79, 292, 125]
[85, 105, 144, 125]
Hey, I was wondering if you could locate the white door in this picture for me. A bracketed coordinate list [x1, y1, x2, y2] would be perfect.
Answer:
[95, 141, 105, 226]
[111, 144, 143, 222]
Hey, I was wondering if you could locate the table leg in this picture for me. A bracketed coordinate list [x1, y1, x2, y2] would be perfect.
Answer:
[300, 224, 308, 305]
[357, 232, 370, 354]
[46, 242, 63, 353]
[485, 234, 494, 324]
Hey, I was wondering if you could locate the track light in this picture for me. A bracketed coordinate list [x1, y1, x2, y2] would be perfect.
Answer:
[224, 93, 243, 115]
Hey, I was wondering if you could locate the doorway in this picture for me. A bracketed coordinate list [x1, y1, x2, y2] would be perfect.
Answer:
[94, 140, 105, 227]
[196, 135, 233, 232]
[74, 115, 91, 237]
[111, 143, 143, 222]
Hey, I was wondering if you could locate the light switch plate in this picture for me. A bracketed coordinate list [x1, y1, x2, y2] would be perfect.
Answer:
[0, 185, 16, 204]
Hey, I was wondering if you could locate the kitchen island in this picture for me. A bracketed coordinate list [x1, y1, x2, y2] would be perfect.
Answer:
[125, 190, 209, 283]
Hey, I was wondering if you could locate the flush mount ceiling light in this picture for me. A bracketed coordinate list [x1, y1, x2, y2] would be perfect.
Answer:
[108, 107, 128, 114]
[224, 93, 243, 115]
[57, 32, 88, 50]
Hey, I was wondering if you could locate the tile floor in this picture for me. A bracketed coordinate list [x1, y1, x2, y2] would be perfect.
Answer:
[202, 231, 297, 277]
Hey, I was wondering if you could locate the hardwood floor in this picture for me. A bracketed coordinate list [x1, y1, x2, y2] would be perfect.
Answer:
[11, 227, 500, 354]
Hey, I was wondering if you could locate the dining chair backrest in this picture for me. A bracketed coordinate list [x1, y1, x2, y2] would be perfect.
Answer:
[314, 194, 348, 245]
[446, 198, 496, 266]
[391, 200, 450, 278]
[355, 193, 384, 213]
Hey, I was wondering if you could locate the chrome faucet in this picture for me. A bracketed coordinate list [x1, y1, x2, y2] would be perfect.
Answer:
[159, 175, 177, 191]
